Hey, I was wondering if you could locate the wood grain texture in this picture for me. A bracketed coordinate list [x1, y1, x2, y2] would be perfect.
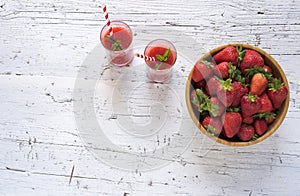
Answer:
[1, 0, 300, 195]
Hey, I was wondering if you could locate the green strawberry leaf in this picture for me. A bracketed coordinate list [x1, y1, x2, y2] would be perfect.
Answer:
[245, 67, 273, 81]
[195, 89, 211, 114]
[201, 60, 213, 68]
[205, 125, 216, 135]
[253, 112, 276, 120]
[236, 46, 245, 63]
[220, 78, 233, 91]
[268, 78, 284, 91]
[251, 133, 259, 141]
[247, 93, 258, 102]
[226, 107, 241, 112]
[209, 102, 220, 117]
[228, 63, 247, 86]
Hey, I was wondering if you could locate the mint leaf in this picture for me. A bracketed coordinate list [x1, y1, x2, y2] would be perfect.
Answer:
[163, 48, 170, 59]
[105, 35, 123, 51]
[156, 48, 171, 62]
[156, 54, 165, 62]
[155, 62, 163, 70]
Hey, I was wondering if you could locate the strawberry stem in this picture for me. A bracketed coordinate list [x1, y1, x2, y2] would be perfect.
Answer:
[251, 133, 259, 141]
[228, 63, 247, 86]
[205, 125, 216, 135]
[226, 107, 241, 112]
[194, 88, 218, 117]
[201, 60, 213, 69]
[268, 78, 284, 91]
[220, 78, 233, 91]
[247, 93, 258, 102]
[236, 46, 245, 65]
[253, 112, 276, 120]
[245, 67, 273, 81]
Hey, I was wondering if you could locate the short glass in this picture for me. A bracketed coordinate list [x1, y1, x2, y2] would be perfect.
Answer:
[100, 20, 134, 66]
[144, 39, 177, 83]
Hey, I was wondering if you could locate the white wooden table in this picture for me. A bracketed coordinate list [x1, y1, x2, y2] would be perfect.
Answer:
[1, 0, 300, 195]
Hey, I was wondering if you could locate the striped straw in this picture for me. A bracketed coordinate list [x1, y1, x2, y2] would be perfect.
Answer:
[134, 53, 155, 61]
[102, 3, 113, 36]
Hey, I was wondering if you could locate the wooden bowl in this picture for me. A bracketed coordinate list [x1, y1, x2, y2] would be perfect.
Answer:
[185, 43, 290, 146]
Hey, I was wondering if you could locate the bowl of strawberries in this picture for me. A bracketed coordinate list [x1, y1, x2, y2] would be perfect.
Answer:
[186, 43, 289, 146]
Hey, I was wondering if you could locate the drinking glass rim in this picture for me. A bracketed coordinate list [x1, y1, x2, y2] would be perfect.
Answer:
[100, 20, 133, 51]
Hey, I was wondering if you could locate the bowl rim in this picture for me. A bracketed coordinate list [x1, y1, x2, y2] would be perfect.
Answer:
[185, 43, 290, 146]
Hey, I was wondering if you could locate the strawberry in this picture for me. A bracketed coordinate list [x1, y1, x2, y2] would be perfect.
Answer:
[192, 89, 223, 118]
[237, 124, 255, 141]
[254, 119, 268, 136]
[195, 80, 206, 89]
[216, 78, 235, 107]
[240, 49, 264, 74]
[210, 97, 225, 117]
[231, 81, 248, 107]
[263, 65, 273, 74]
[202, 116, 223, 135]
[192, 60, 214, 82]
[205, 77, 220, 96]
[222, 112, 242, 138]
[250, 73, 268, 96]
[240, 94, 261, 118]
[191, 89, 210, 114]
[243, 116, 254, 124]
[213, 46, 245, 66]
[191, 89, 200, 111]
[258, 93, 273, 113]
[214, 62, 229, 79]
[267, 78, 289, 109]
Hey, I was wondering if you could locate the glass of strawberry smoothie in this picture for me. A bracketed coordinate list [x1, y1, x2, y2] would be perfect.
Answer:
[144, 39, 177, 83]
[100, 21, 134, 66]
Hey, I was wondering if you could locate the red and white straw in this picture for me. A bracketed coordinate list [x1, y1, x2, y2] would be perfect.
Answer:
[102, 3, 113, 36]
[134, 53, 155, 61]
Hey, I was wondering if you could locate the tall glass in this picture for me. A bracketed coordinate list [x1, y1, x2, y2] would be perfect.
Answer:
[144, 39, 177, 83]
[100, 21, 134, 66]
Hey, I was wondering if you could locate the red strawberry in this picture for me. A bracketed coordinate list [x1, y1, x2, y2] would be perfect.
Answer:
[237, 124, 255, 141]
[254, 119, 268, 136]
[213, 46, 245, 66]
[216, 78, 235, 107]
[195, 80, 206, 89]
[214, 62, 229, 79]
[266, 117, 275, 124]
[202, 116, 223, 135]
[191, 89, 200, 111]
[192, 60, 214, 82]
[222, 112, 242, 138]
[267, 78, 288, 109]
[258, 93, 273, 113]
[243, 116, 254, 124]
[231, 81, 248, 107]
[205, 77, 220, 96]
[241, 94, 261, 118]
[210, 97, 225, 117]
[240, 49, 264, 74]
[263, 65, 273, 74]
[250, 73, 268, 96]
